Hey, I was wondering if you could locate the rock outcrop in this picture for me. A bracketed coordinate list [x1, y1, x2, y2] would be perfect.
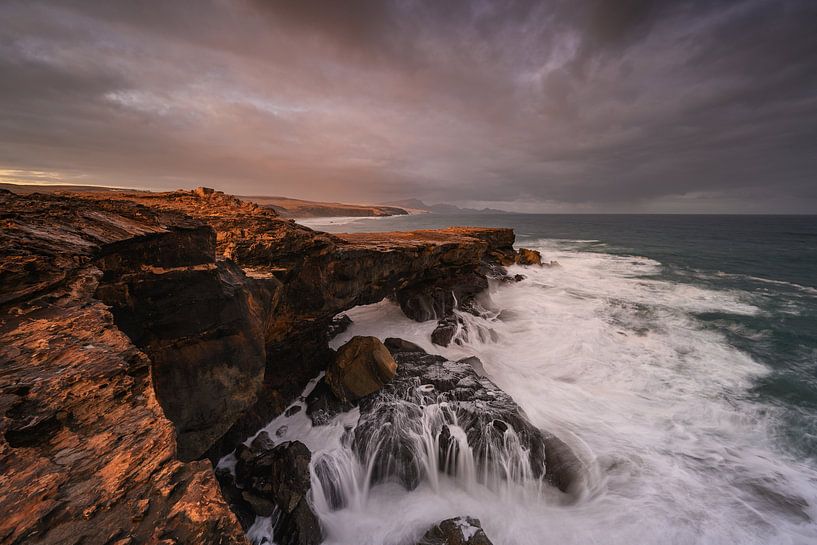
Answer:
[78, 190, 524, 443]
[417, 517, 494, 545]
[93, 228, 278, 461]
[515, 248, 542, 266]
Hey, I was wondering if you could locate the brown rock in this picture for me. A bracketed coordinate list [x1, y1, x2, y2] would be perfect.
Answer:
[194, 186, 215, 198]
[0, 190, 247, 545]
[515, 247, 542, 266]
[326, 336, 397, 401]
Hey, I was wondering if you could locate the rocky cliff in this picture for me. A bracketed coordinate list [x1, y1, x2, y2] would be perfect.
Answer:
[0, 187, 524, 544]
[0, 190, 246, 545]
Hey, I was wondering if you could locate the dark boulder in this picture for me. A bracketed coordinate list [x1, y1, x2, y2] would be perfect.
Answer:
[348, 342, 583, 495]
[384, 337, 427, 354]
[327, 313, 353, 340]
[431, 316, 461, 347]
[234, 435, 322, 545]
[417, 516, 494, 545]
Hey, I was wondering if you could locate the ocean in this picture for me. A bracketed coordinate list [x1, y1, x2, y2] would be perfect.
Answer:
[271, 213, 817, 544]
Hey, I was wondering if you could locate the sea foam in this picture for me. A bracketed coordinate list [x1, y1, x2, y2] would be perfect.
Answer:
[321, 239, 817, 545]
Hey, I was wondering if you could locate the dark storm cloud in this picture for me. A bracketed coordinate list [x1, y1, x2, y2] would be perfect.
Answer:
[0, 0, 815, 212]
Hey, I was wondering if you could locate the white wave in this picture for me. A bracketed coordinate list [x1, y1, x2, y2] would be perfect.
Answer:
[295, 216, 389, 229]
[324, 239, 817, 545]
[743, 275, 817, 296]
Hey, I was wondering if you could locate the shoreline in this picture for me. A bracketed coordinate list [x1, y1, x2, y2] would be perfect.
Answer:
[0, 187, 545, 545]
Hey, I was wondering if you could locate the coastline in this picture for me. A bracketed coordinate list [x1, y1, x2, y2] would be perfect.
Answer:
[2, 187, 816, 545]
[0, 187, 550, 545]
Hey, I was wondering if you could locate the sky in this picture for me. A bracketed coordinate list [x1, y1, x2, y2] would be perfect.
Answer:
[1, 0, 816, 213]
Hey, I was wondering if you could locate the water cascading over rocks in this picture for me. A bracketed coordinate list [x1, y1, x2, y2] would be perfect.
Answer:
[309, 338, 583, 516]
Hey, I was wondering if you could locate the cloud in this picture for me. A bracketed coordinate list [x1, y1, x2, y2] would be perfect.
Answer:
[0, 0, 815, 212]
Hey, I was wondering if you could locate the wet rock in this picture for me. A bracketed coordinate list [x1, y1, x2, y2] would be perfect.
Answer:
[350, 341, 582, 494]
[311, 450, 356, 511]
[396, 271, 488, 322]
[457, 356, 487, 378]
[479, 262, 509, 280]
[431, 316, 462, 347]
[306, 378, 353, 426]
[417, 516, 494, 545]
[327, 313, 353, 340]
[515, 248, 542, 266]
[384, 337, 427, 354]
[326, 336, 397, 402]
[234, 435, 322, 545]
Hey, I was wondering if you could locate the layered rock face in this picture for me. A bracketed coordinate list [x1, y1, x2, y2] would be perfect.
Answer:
[1, 187, 529, 543]
[0, 190, 246, 544]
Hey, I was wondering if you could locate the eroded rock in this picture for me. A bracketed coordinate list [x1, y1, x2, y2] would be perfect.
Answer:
[0, 190, 246, 544]
[1, 188, 525, 545]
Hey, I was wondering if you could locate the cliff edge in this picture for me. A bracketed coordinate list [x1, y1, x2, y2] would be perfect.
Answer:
[0, 187, 522, 544]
